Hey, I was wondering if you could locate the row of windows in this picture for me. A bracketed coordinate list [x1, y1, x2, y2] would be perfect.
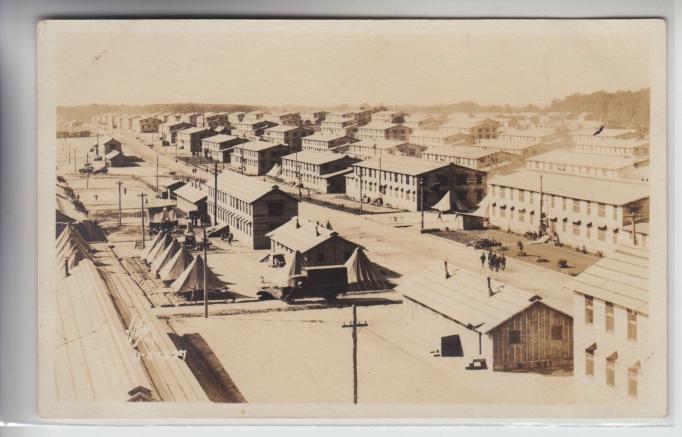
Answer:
[212, 188, 253, 216]
[528, 160, 614, 177]
[585, 296, 638, 340]
[215, 206, 252, 237]
[492, 186, 619, 219]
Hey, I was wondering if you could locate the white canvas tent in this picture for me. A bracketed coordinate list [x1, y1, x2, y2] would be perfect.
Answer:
[431, 191, 467, 213]
[266, 162, 282, 178]
[345, 247, 388, 291]
[170, 254, 226, 295]
[158, 246, 194, 283]
[470, 196, 490, 218]
[140, 231, 164, 260]
[144, 233, 171, 264]
[150, 238, 180, 276]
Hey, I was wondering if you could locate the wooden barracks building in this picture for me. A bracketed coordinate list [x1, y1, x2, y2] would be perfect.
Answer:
[207, 171, 298, 249]
[280, 151, 358, 194]
[345, 155, 486, 212]
[230, 140, 290, 176]
[398, 263, 573, 372]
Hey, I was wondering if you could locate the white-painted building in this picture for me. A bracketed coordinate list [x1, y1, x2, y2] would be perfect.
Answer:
[525, 149, 646, 180]
[574, 138, 649, 158]
[438, 117, 499, 141]
[409, 129, 470, 148]
[353, 122, 412, 142]
[346, 139, 424, 160]
[565, 245, 651, 404]
[571, 128, 639, 143]
[421, 145, 497, 170]
[487, 170, 649, 253]
[301, 132, 351, 152]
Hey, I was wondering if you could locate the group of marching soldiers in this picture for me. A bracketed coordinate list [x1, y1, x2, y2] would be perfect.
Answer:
[480, 251, 506, 272]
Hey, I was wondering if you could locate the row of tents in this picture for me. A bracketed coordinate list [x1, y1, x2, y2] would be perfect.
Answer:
[140, 232, 226, 296]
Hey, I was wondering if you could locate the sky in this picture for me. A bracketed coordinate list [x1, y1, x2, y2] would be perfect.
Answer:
[52, 20, 656, 108]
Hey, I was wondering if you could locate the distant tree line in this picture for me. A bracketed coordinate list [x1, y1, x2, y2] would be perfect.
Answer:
[548, 88, 650, 129]
[58, 88, 650, 130]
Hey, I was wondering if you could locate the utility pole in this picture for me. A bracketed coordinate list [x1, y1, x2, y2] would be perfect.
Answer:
[117, 180, 123, 226]
[295, 150, 302, 200]
[213, 162, 218, 225]
[342, 304, 368, 404]
[420, 176, 425, 230]
[203, 227, 208, 318]
[138, 193, 147, 249]
[538, 173, 544, 236]
[358, 167, 363, 213]
[156, 151, 159, 194]
[626, 211, 641, 246]
[74, 152, 77, 173]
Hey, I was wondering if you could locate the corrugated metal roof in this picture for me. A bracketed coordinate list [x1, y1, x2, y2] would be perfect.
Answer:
[564, 246, 649, 314]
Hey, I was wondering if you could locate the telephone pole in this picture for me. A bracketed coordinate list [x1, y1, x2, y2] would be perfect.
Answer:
[213, 162, 218, 225]
[138, 193, 147, 249]
[626, 211, 641, 246]
[203, 227, 208, 318]
[156, 151, 159, 194]
[358, 167, 363, 213]
[419, 176, 425, 230]
[342, 304, 368, 404]
[538, 173, 544, 235]
[117, 180, 123, 226]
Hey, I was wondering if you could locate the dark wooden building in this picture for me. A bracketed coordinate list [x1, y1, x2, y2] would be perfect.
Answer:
[398, 263, 573, 372]
[266, 217, 360, 267]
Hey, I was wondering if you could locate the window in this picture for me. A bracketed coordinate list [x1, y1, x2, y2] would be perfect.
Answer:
[500, 187, 506, 199]
[492, 185, 497, 197]
[529, 192, 534, 203]
[613, 206, 618, 220]
[613, 230, 618, 244]
[519, 211, 525, 222]
[500, 207, 506, 218]
[605, 301, 615, 333]
[551, 325, 563, 340]
[508, 330, 521, 344]
[586, 225, 591, 239]
[585, 345, 596, 376]
[551, 195, 555, 208]
[598, 203, 606, 217]
[267, 202, 283, 216]
[562, 220, 567, 233]
[586, 202, 592, 215]
[572, 223, 580, 236]
[627, 309, 637, 341]
[573, 199, 580, 213]
[518, 190, 525, 202]
[628, 363, 639, 397]
[598, 228, 606, 241]
[562, 197, 567, 210]
[606, 355, 617, 387]
[585, 296, 594, 324]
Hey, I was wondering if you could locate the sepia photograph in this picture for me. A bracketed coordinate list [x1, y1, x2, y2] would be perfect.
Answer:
[36, 19, 667, 420]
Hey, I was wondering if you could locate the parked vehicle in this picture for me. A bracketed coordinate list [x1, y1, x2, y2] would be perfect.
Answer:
[258, 265, 348, 303]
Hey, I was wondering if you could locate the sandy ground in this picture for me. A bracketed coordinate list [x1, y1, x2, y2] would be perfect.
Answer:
[57, 128, 580, 406]
[170, 305, 574, 405]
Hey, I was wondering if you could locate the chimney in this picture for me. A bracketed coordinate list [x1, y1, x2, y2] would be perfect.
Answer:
[315, 226, 320, 237]
[64, 258, 69, 277]
[295, 218, 300, 229]
[487, 276, 493, 297]
[443, 260, 450, 279]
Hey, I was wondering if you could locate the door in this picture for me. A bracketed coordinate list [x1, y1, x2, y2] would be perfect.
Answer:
[441, 335, 464, 357]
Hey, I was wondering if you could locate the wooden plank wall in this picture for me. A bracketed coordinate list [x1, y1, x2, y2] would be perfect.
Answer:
[490, 302, 573, 372]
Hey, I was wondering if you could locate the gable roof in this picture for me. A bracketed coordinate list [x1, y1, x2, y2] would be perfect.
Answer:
[564, 246, 649, 314]
[397, 263, 557, 333]
[488, 170, 649, 205]
[351, 139, 408, 150]
[216, 171, 293, 203]
[236, 140, 285, 152]
[174, 183, 208, 204]
[281, 150, 350, 166]
[266, 216, 357, 254]
[354, 154, 450, 176]
[423, 145, 495, 159]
